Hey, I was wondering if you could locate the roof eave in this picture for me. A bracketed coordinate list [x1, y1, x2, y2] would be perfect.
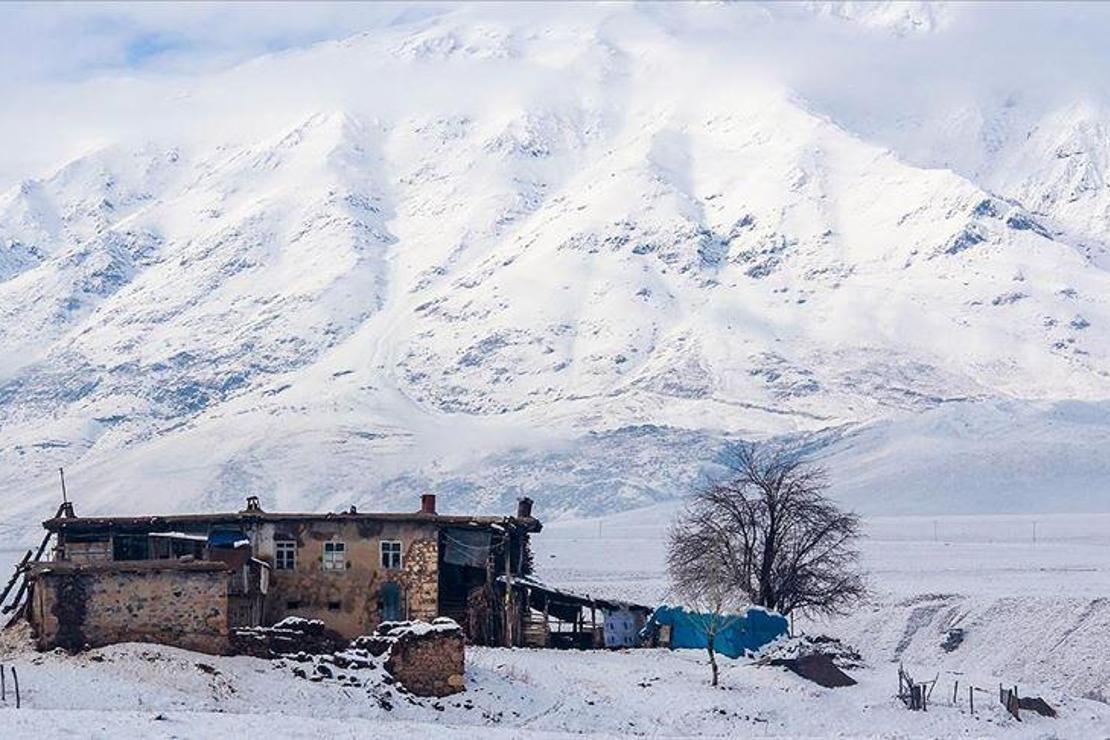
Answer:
[43, 511, 544, 533]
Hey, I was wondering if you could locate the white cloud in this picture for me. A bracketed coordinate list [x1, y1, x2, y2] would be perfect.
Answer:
[0, 2, 454, 183]
[0, 2, 441, 82]
[1, 2, 1110, 188]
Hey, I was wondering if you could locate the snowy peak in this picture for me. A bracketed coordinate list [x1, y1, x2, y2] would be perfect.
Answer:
[800, 1, 952, 35]
[0, 179, 58, 279]
[3, 3, 1110, 520]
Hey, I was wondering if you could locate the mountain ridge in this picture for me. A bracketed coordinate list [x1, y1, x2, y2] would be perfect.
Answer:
[3, 3, 1110, 526]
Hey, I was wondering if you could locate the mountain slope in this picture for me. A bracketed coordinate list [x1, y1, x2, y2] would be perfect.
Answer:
[2, 2, 1110, 526]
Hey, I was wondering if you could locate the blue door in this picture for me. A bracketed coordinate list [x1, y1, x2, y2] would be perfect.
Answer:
[381, 582, 404, 622]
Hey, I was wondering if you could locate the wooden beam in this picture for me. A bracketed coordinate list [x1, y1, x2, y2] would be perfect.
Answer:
[0, 551, 31, 607]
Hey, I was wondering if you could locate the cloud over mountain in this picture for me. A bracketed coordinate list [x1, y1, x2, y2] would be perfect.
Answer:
[3, 2, 1110, 525]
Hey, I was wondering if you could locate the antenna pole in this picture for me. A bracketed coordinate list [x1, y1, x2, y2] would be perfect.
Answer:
[59, 467, 68, 505]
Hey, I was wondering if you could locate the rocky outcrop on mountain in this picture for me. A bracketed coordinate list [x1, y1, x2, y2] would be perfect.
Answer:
[3, 3, 1110, 523]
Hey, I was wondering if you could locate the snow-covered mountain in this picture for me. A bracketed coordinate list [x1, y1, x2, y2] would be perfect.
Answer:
[3, 2, 1110, 526]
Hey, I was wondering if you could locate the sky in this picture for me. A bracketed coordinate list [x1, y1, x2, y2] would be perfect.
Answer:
[3, 1, 1110, 188]
[0, 2, 434, 83]
[0, 1, 444, 184]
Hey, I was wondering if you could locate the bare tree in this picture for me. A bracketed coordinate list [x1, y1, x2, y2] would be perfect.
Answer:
[668, 443, 865, 682]
[666, 528, 748, 686]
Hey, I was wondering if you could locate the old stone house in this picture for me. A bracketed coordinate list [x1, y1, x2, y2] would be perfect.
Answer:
[27, 494, 540, 653]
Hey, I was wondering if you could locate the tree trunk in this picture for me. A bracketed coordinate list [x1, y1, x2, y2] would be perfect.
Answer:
[760, 510, 777, 608]
[707, 641, 719, 687]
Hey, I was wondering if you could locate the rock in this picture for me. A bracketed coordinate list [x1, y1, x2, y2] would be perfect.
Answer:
[770, 653, 857, 688]
[941, 628, 965, 652]
[1017, 696, 1057, 718]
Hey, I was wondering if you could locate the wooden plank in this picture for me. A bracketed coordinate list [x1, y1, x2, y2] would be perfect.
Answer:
[0, 551, 31, 607]
[29, 502, 68, 564]
[1, 578, 29, 615]
[1, 501, 66, 614]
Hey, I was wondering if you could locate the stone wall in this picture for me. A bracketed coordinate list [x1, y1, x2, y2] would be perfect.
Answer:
[28, 561, 230, 654]
[358, 618, 466, 697]
[258, 519, 440, 638]
[396, 538, 439, 621]
[231, 616, 347, 658]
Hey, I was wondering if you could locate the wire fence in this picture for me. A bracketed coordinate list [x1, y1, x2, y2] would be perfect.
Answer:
[543, 513, 1110, 548]
[864, 513, 1110, 547]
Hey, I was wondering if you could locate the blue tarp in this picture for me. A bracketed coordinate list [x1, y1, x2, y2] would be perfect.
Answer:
[640, 606, 787, 658]
[207, 529, 250, 548]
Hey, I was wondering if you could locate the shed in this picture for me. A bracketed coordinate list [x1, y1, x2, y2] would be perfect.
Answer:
[498, 575, 652, 649]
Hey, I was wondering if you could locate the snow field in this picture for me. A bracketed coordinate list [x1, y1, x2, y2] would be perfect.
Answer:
[2, 511, 1109, 737]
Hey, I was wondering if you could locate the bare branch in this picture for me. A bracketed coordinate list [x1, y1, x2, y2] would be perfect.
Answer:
[667, 441, 867, 629]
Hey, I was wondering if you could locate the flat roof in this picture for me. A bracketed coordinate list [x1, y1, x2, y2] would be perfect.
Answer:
[44, 510, 542, 533]
[29, 560, 231, 575]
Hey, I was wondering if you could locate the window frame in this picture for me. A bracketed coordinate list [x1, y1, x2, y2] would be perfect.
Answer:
[323, 541, 346, 571]
[274, 539, 297, 571]
[380, 540, 403, 570]
[112, 534, 151, 561]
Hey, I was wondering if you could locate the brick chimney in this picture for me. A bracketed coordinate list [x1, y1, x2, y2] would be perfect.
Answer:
[517, 497, 533, 519]
[420, 494, 437, 515]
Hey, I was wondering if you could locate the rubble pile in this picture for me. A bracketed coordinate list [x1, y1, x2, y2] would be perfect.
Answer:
[234, 617, 466, 699]
[758, 634, 865, 670]
[756, 634, 863, 688]
[231, 617, 347, 658]
[357, 618, 466, 697]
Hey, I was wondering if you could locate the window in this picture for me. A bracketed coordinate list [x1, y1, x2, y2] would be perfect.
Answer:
[380, 541, 403, 570]
[323, 541, 346, 571]
[275, 540, 296, 570]
[150, 536, 204, 561]
[327, 600, 342, 612]
[112, 534, 150, 561]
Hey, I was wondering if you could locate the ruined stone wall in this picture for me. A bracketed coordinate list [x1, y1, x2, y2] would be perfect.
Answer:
[29, 562, 230, 654]
[387, 628, 465, 697]
[358, 619, 466, 697]
[259, 519, 440, 638]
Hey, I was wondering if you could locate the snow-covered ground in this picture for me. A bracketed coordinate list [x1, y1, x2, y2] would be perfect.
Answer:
[2, 2, 1110, 736]
[539, 507, 1110, 602]
[3, 511, 1110, 738]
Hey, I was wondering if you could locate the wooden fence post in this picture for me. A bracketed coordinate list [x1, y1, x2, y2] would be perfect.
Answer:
[12, 666, 19, 709]
[999, 684, 1021, 721]
[969, 686, 974, 715]
[953, 680, 958, 705]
